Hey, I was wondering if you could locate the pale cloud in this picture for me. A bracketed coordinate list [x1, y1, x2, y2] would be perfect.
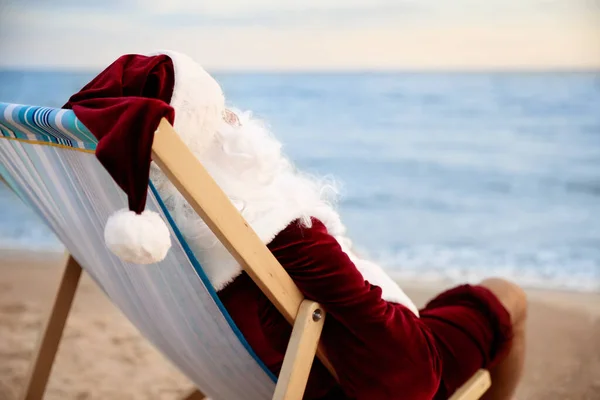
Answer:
[0, 0, 598, 70]
[11, 0, 592, 22]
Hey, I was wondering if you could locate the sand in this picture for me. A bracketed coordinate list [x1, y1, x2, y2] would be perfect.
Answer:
[1, 251, 599, 400]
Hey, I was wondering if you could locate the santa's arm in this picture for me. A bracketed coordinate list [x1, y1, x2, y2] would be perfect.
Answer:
[268, 218, 441, 398]
[267, 219, 434, 357]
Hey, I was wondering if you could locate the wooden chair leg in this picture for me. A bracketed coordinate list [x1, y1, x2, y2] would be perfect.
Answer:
[273, 300, 325, 400]
[448, 369, 491, 400]
[20, 254, 82, 400]
[180, 389, 207, 400]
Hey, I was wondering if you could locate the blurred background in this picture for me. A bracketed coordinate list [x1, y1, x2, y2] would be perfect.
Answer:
[1, 0, 599, 291]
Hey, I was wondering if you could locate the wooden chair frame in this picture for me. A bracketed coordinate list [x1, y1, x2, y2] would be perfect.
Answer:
[16, 119, 491, 399]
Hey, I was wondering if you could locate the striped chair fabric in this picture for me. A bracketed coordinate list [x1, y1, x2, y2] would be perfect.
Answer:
[0, 102, 278, 400]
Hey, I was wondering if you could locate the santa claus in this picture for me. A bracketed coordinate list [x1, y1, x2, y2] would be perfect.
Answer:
[65, 51, 527, 400]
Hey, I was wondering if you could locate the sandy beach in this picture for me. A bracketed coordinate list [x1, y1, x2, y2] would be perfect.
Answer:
[1, 251, 599, 400]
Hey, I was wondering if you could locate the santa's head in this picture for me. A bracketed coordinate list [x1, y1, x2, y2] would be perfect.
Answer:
[139, 51, 346, 281]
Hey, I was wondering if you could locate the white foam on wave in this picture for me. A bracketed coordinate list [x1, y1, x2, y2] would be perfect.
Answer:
[2, 230, 598, 292]
[369, 245, 600, 293]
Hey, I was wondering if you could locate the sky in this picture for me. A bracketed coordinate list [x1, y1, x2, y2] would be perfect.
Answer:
[0, 0, 599, 71]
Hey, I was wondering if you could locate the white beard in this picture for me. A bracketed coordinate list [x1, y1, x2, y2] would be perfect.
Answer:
[150, 110, 419, 317]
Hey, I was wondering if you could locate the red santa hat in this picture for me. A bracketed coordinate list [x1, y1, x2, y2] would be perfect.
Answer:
[64, 50, 225, 264]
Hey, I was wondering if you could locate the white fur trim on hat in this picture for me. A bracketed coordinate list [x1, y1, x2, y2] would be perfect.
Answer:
[153, 50, 225, 158]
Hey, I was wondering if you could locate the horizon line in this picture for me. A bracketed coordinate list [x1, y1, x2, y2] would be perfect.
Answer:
[1, 66, 599, 74]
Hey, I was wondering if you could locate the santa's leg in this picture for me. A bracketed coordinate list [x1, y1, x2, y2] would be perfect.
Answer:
[480, 278, 528, 400]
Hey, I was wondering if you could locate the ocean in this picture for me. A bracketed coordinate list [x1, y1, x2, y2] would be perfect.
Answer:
[1, 70, 599, 292]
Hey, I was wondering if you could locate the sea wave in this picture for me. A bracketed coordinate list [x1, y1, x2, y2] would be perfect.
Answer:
[1, 224, 597, 292]
[371, 245, 600, 292]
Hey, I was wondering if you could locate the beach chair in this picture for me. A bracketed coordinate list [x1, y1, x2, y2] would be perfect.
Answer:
[0, 102, 491, 400]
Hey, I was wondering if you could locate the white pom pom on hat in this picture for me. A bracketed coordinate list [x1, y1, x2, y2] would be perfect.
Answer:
[104, 209, 172, 264]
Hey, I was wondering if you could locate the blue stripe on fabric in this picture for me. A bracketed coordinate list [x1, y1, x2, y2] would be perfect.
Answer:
[20, 107, 57, 143]
[69, 113, 97, 144]
[149, 181, 278, 383]
[9, 106, 32, 141]
[37, 108, 70, 146]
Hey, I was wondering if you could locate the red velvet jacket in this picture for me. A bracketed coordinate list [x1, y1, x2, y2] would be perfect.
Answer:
[218, 219, 442, 399]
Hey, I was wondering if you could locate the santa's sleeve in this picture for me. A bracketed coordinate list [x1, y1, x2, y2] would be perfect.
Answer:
[267, 218, 442, 398]
[268, 218, 419, 333]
